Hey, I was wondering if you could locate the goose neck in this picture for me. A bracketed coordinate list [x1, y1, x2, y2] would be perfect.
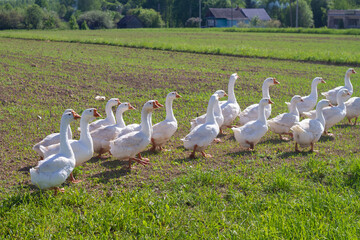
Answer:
[115, 111, 126, 128]
[79, 117, 92, 147]
[310, 81, 319, 98]
[345, 73, 352, 90]
[337, 96, 345, 108]
[262, 83, 271, 99]
[315, 107, 325, 126]
[289, 102, 299, 115]
[257, 104, 267, 123]
[59, 119, 74, 157]
[205, 97, 217, 124]
[227, 79, 237, 102]
[105, 103, 116, 124]
[165, 97, 176, 122]
[140, 109, 151, 136]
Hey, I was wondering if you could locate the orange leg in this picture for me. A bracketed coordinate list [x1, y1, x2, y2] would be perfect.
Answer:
[246, 141, 255, 150]
[137, 153, 150, 162]
[201, 151, 212, 158]
[128, 157, 149, 169]
[150, 138, 157, 152]
[295, 142, 300, 152]
[190, 145, 197, 159]
[68, 172, 82, 184]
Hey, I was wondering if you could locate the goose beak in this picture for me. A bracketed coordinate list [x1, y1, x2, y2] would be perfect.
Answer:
[347, 92, 351, 96]
[156, 100, 164, 107]
[117, 99, 121, 105]
[352, 69, 357, 74]
[224, 92, 228, 97]
[321, 79, 326, 83]
[300, 98, 304, 102]
[329, 103, 334, 107]
[153, 100, 163, 109]
[72, 111, 81, 119]
[128, 104, 135, 110]
[176, 93, 182, 98]
[93, 109, 101, 118]
[268, 99, 274, 104]
[273, 78, 279, 84]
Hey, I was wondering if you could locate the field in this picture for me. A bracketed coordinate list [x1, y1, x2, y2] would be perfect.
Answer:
[1, 30, 360, 238]
[0, 28, 360, 65]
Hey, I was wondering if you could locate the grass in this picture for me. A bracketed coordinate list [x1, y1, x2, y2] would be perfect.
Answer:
[0, 28, 359, 65]
[0, 35, 360, 238]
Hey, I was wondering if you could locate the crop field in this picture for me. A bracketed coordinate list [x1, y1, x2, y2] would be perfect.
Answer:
[1, 33, 360, 238]
[0, 28, 359, 65]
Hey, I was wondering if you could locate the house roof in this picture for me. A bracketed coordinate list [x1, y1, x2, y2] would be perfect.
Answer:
[117, 15, 143, 28]
[328, 9, 360, 16]
[241, 8, 271, 21]
[207, 8, 247, 20]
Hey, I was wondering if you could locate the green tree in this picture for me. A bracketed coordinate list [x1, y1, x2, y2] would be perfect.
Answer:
[245, 0, 257, 8]
[35, 0, 48, 9]
[58, 4, 67, 18]
[25, 4, 44, 29]
[284, 0, 313, 27]
[311, 0, 328, 27]
[80, 20, 89, 29]
[77, 10, 113, 29]
[128, 8, 164, 27]
[77, 0, 101, 11]
[69, 14, 79, 29]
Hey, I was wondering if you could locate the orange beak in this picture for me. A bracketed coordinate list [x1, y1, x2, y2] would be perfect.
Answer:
[273, 78, 279, 84]
[93, 109, 101, 118]
[155, 100, 164, 108]
[128, 103, 135, 110]
[352, 69, 357, 74]
[72, 111, 81, 119]
[329, 103, 334, 107]
[321, 79, 326, 83]
[117, 99, 121, 105]
[347, 92, 351, 96]
[268, 99, 274, 104]
[223, 92, 228, 97]
[175, 93, 182, 98]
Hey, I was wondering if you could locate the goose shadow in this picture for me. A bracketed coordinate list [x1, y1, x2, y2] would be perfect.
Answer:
[173, 156, 197, 164]
[87, 156, 111, 164]
[337, 124, 357, 129]
[259, 138, 287, 145]
[90, 167, 130, 184]
[101, 159, 128, 169]
[18, 166, 32, 175]
[226, 150, 253, 158]
[318, 135, 335, 142]
[277, 150, 314, 159]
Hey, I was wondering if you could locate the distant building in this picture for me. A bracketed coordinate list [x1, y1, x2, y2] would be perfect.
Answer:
[205, 7, 271, 28]
[117, 15, 143, 28]
[327, 10, 360, 29]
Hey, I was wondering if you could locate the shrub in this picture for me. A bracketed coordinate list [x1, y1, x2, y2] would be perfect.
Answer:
[264, 19, 281, 28]
[0, 9, 25, 30]
[80, 20, 89, 30]
[128, 8, 164, 28]
[69, 14, 79, 29]
[77, 10, 113, 29]
[42, 11, 62, 29]
[24, 4, 44, 29]
[185, 17, 201, 28]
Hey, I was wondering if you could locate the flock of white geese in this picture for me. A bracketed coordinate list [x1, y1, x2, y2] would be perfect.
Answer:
[30, 69, 357, 195]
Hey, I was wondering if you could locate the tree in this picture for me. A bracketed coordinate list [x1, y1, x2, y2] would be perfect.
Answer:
[69, 14, 79, 29]
[284, 0, 313, 27]
[128, 8, 164, 27]
[35, 0, 48, 9]
[77, 0, 101, 11]
[77, 10, 113, 29]
[25, 4, 44, 29]
[311, 0, 328, 28]
[245, 0, 257, 8]
[80, 20, 89, 29]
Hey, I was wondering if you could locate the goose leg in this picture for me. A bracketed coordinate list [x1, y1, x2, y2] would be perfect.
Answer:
[128, 157, 149, 169]
[348, 118, 352, 124]
[97, 148, 108, 159]
[295, 142, 300, 152]
[137, 153, 150, 162]
[150, 138, 157, 152]
[213, 138, 221, 143]
[51, 187, 65, 196]
[189, 145, 197, 159]
[354, 117, 358, 126]
[310, 142, 314, 152]
[246, 141, 255, 150]
[69, 172, 82, 184]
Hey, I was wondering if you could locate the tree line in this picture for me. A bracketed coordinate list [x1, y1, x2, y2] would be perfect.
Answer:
[0, 0, 359, 30]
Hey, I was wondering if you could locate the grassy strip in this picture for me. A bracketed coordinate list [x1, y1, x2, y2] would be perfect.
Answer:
[0, 29, 359, 65]
[223, 27, 360, 35]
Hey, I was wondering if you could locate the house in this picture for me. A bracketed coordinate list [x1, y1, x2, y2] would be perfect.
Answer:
[327, 10, 360, 29]
[205, 7, 271, 28]
[117, 15, 143, 28]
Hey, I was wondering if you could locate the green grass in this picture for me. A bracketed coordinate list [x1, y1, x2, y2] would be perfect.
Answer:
[1, 36, 360, 238]
[0, 28, 359, 65]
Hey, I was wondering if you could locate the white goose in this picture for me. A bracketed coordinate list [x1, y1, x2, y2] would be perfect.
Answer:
[190, 90, 227, 131]
[345, 97, 360, 125]
[33, 109, 73, 160]
[239, 77, 279, 125]
[40, 108, 101, 182]
[30, 110, 81, 195]
[232, 98, 273, 150]
[268, 95, 303, 140]
[91, 102, 135, 158]
[181, 94, 220, 158]
[110, 100, 162, 168]
[321, 68, 356, 105]
[219, 73, 241, 132]
[291, 99, 332, 152]
[88, 98, 120, 132]
[150, 91, 181, 151]
[286, 77, 326, 116]
[302, 89, 351, 135]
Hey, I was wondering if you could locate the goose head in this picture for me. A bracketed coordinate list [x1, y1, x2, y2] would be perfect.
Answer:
[62, 110, 81, 123]
[259, 98, 274, 106]
[167, 91, 182, 100]
[230, 73, 239, 81]
[337, 88, 351, 99]
[143, 100, 163, 112]
[290, 95, 304, 104]
[347, 68, 357, 75]
[116, 102, 135, 115]
[316, 99, 333, 110]
[214, 90, 227, 98]
[81, 108, 101, 122]
[264, 77, 279, 86]
[313, 77, 326, 85]
[107, 98, 121, 107]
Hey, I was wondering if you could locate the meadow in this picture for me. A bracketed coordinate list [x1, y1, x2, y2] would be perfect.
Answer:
[0, 31, 360, 238]
[0, 28, 359, 65]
